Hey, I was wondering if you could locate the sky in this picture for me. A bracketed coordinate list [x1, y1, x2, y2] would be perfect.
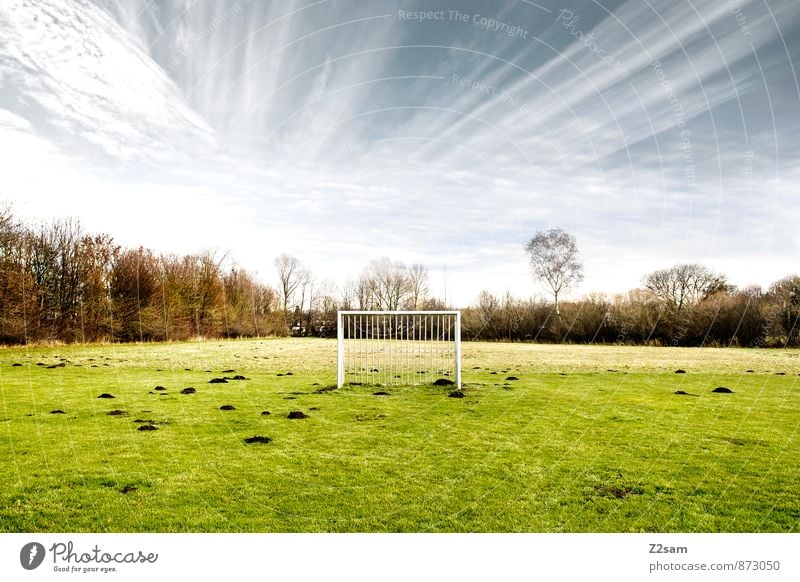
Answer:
[1, 0, 799, 306]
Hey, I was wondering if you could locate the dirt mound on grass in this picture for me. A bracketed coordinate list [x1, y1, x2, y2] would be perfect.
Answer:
[287, 411, 308, 419]
[119, 485, 137, 494]
[433, 378, 454, 386]
[505, 376, 519, 381]
[596, 485, 641, 499]
[674, 369, 687, 374]
[673, 391, 698, 397]
[180, 387, 196, 394]
[137, 424, 158, 431]
[219, 405, 236, 410]
[261, 411, 271, 416]
[244, 435, 272, 444]
[97, 393, 115, 399]
[712, 387, 734, 393]
[50, 409, 66, 414]
[209, 378, 228, 384]
[230, 375, 249, 380]
[448, 390, 465, 398]
[154, 386, 167, 391]
[373, 391, 391, 396]
[107, 410, 128, 416]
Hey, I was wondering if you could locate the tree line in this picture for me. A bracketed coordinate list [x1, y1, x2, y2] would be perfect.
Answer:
[0, 208, 281, 343]
[461, 279, 800, 347]
[0, 209, 798, 346]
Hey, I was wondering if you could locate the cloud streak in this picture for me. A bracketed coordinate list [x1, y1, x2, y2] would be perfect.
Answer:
[1, 0, 799, 305]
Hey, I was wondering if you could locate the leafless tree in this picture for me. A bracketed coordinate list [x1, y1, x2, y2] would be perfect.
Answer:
[524, 228, 584, 316]
[275, 254, 304, 322]
[643, 263, 727, 313]
[407, 263, 429, 310]
[362, 257, 411, 311]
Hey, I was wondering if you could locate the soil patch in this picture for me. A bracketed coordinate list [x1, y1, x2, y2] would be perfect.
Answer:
[712, 387, 734, 393]
[50, 410, 66, 414]
[219, 405, 236, 410]
[433, 378, 455, 386]
[596, 485, 642, 499]
[119, 485, 137, 494]
[97, 393, 115, 399]
[287, 411, 308, 419]
[673, 391, 698, 397]
[107, 410, 128, 416]
[674, 369, 687, 374]
[209, 378, 228, 384]
[261, 411, 271, 416]
[244, 436, 272, 444]
[373, 391, 391, 396]
[448, 390, 465, 398]
[137, 424, 158, 431]
[506, 376, 519, 381]
[180, 387, 196, 394]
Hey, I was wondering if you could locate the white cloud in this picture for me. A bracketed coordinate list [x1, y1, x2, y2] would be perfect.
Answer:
[1, 0, 799, 304]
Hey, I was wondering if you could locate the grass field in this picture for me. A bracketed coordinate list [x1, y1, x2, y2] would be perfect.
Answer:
[1, 338, 798, 532]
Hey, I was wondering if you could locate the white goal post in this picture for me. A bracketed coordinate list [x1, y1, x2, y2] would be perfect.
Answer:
[337, 311, 461, 388]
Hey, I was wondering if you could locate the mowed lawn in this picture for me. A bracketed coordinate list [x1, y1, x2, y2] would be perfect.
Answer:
[0, 338, 798, 532]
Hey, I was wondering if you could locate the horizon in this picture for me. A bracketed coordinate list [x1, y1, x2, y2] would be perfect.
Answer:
[2, 1, 799, 307]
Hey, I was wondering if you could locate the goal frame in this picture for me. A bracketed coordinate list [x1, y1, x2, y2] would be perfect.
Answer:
[337, 310, 462, 388]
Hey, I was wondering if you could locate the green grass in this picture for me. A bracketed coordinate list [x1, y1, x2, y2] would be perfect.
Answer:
[1, 338, 798, 532]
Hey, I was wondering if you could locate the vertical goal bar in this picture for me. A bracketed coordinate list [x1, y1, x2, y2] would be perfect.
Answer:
[455, 310, 462, 388]
[337, 311, 344, 388]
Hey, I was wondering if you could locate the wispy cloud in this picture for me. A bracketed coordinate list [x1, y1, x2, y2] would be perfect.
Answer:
[1, 0, 798, 304]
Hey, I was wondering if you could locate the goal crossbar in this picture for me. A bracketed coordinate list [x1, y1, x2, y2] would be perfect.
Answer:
[337, 310, 461, 388]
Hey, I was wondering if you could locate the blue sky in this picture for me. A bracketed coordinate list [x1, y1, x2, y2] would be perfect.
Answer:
[1, 0, 799, 305]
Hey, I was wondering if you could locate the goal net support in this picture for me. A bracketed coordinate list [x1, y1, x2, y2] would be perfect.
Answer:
[337, 311, 461, 388]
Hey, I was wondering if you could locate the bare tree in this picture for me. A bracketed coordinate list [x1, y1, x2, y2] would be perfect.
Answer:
[524, 228, 584, 316]
[643, 264, 727, 313]
[407, 263, 429, 310]
[296, 267, 313, 334]
[275, 254, 303, 322]
[362, 257, 411, 311]
[767, 275, 800, 345]
[111, 247, 159, 341]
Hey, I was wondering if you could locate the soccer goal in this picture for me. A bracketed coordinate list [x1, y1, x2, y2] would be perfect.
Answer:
[337, 311, 461, 388]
